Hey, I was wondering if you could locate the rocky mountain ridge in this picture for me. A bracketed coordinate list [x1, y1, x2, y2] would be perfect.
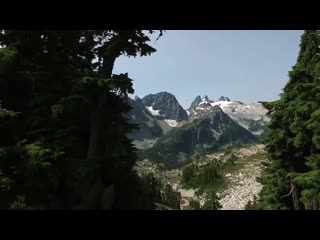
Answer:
[127, 92, 269, 150]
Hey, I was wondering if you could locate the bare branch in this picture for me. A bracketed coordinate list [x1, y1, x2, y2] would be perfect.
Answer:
[280, 186, 294, 199]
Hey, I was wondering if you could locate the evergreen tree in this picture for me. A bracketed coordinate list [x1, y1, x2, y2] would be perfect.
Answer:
[187, 199, 200, 210]
[201, 191, 222, 210]
[141, 173, 162, 203]
[257, 30, 320, 210]
[0, 30, 163, 209]
[181, 163, 197, 185]
[161, 184, 181, 209]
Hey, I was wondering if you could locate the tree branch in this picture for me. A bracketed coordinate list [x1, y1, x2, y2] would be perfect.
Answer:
[280, 186, 294, 199]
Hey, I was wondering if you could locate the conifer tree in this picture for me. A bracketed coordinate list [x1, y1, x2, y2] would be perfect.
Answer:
[201, 191, 222, 210]
[0, 30, 163, 209]
[257, 30, 320, 210]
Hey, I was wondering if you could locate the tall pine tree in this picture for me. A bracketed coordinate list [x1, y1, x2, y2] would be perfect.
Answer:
[257, 30, 320, 210]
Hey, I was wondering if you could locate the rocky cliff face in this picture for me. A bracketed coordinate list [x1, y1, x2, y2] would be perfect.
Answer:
[127, 97, 167, 148]
[127, 93, 188, 149]
[142, 92, 188, 121]
[189, 95, 202, 111]
[218, 96, 230, 102]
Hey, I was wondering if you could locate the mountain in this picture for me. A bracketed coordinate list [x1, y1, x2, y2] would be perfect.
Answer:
[127, 97, 171, 149]
[218, 102, 270, 138]
[187, 95, 269, 138]
[128, 96, 149, 123]
[140, 106, 257, 164]
[218, 96, 230, 102]
[142, 92, 188, 122]
[128, 91, 269, 150]
[189, 96, 202, 110]
[127, 92, 188, 149]
[187, 95, 215, 120]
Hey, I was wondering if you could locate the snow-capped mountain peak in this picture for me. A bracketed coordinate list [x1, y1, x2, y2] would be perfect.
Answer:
[142, 92, 188, 121]
[187, 95, 270, 138]
[201, 95, 213, 103]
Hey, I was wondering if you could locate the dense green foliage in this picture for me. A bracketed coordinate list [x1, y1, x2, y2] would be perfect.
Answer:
[187, 199, 201, 210]
[136, 172, 162, 209]
[137, 172, 181, 209]
[185, 191, 221, 210]
[201, 191, 222, 210]
[255, 30, 320, 210]
[181, 163, 199, 184]
[181, 161, 222, 191]
[179, 152, 240, 194]
[0, 30, 163, 209]
[245, 196, 258, 210]
[161, 184, 181, 209]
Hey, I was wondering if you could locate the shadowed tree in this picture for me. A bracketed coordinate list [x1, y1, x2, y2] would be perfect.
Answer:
[0, 30, 163, 209]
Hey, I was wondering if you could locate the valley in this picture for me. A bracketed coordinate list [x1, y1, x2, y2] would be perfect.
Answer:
[129, 92, 270, 210]
[134, 144, 267, 210]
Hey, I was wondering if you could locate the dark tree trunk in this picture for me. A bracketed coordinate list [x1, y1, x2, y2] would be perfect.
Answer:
[291, 181, 304, 210]
[287, 159, 304, 210]
[87, 95, 108, 159]
[86, 34, 130, 208]
[87, 41, 121, 159]
[87, 32, 130, 159]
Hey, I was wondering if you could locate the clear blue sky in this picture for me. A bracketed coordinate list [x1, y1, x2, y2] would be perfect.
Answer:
[113, 30, 304, 109]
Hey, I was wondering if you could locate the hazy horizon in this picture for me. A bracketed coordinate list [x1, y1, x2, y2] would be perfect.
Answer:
[113, 30, 303, 108]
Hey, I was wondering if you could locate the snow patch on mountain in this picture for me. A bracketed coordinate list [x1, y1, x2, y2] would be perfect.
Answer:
[164, 119, 179, 127]
[211, 101, 233, 109]
[146, 106, 161, 116]
[251, 129, 264, 135]
[221, 102, 269, 123]
[196, 106, 207, 110]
